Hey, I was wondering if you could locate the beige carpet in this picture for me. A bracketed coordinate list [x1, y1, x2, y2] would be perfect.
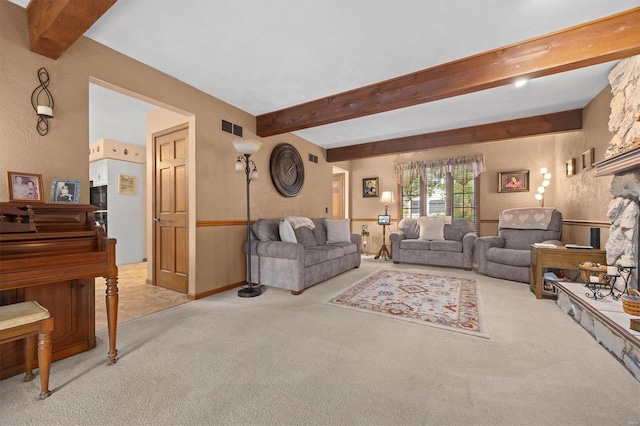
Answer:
[1, 257, 639, 425]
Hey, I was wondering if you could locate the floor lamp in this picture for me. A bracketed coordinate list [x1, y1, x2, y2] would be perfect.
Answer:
[375, 190, 395, 261]
[233, 139, 263, 298]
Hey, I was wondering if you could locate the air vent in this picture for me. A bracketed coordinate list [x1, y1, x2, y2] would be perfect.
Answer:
[221, 119, 243, 137]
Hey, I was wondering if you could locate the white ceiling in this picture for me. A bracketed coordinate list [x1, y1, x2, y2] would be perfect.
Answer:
[11, 0, 640, 149]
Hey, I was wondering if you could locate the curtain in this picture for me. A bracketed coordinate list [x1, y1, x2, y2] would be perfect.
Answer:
[393, 154, 485, 188]
[393, 162, 421, 191]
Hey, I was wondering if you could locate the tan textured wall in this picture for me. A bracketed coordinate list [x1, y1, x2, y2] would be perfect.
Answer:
[554, 87, 613, 246]
[340, 138, 558, 253]
[339, 88, 614, 251]
[0, 1, 331, 296]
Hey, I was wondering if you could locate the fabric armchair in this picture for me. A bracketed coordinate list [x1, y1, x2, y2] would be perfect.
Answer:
[474, 208, 563, 283]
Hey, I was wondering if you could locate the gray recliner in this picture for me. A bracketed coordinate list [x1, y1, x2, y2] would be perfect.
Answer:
[474, 208, 563, 283]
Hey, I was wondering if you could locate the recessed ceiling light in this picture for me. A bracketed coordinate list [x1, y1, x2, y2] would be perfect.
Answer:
[514, 79, 528, 88]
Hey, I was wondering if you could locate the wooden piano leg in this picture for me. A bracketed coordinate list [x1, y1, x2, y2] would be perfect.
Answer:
[37, 317, 53, 399]
[105, 275, 119, 364]
[23, 334, 36, 382]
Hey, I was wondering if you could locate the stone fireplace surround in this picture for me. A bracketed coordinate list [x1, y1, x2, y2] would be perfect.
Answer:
[597, 150, 640, 291]
[597, 54, 640, 291]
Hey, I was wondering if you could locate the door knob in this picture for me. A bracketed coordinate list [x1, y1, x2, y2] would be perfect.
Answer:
[153, 217, 161, 223]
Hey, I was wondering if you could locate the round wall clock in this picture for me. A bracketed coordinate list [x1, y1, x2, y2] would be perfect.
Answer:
[270, 143, 305, 197]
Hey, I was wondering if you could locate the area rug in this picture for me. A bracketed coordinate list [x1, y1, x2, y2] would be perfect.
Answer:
[326, 269, 489, 338]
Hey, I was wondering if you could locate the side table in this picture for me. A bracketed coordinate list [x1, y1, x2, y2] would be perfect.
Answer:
[374, 224, 392, 261]
[530, 246, 607, 299]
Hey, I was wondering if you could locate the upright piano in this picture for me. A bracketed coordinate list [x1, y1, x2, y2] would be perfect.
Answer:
[0, 203, 118, 379]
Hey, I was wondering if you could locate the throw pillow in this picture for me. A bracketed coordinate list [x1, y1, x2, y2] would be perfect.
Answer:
[325, 218, 352, 243]
[398, 218, 420, 239]
[253, 219, 279, 241]
[279, 219, 297, 243]
[418, 216, 446, 240]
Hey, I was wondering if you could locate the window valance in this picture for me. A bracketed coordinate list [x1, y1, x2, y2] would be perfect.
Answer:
[393, 154, 485, 190]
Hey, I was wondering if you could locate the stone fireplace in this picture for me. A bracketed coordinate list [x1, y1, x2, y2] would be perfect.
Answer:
[597, 55, 640, 291]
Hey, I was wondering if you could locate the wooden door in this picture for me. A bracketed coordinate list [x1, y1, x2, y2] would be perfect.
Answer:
[332, 173, 345, 219]
[154, 125, 188, 293]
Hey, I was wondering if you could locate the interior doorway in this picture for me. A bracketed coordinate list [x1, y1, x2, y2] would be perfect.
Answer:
[88, 81, 193, 311]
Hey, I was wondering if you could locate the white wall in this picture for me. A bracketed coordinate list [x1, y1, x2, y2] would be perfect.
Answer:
[91, 158, 145, 265]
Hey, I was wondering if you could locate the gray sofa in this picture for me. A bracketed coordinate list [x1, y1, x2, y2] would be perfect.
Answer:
[474, 208, 563, 283]
[247, 218, 361, 295]
[389, 217, 477, 270]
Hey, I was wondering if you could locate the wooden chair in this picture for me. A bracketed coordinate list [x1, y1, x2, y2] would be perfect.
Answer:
[0, 301, 54, 399]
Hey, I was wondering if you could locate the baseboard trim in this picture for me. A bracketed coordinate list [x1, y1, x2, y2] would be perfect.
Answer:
[190, 281, 243, 300]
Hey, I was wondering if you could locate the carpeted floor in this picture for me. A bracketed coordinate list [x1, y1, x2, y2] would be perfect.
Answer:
[326, 269, 488, 338]
[1, 257, 639, 425]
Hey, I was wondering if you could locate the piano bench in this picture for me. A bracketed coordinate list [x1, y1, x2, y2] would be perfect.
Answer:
[0, 301, 54, 399]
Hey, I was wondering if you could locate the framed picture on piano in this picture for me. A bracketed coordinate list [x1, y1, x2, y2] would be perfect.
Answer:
[52, 179, 81, 204]
[7, 171, 44, 202]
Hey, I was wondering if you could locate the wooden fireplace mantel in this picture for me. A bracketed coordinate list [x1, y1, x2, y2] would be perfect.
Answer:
[595, 146, 640, 177]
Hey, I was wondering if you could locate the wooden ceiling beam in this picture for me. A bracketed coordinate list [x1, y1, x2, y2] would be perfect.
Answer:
[326, 109, 583, 162]
[26, 0, 117, 59]
[257, 8, 640, 137]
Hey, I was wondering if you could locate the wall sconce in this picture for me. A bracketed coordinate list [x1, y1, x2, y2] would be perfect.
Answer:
[534, 167, 551, 207]
[30, 67, 54, 136]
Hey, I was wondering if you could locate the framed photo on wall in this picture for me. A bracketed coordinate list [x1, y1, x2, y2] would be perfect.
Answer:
[362, 177, 378, 197]
[7, 171, 44, 202]
[118, 174, 137, 195]
[498, 170, 529, 193]
[565, 158, 576, 176]
[582, 148, 595, 170]
[52, 179, 80, 204]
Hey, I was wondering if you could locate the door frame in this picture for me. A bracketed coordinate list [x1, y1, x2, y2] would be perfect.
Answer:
[332, 173, 345, 219]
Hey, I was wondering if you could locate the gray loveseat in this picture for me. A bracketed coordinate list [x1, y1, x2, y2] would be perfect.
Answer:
[474, 208, 563, 283]
[247, 218, 361, 295]
[389, 217, 477, 270]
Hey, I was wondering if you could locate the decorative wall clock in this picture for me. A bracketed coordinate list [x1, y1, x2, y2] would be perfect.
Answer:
[270, 143, 304, 197]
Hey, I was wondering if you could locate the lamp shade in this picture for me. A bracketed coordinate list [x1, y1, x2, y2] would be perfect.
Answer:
[232, 139, 262, 155]
[379, 190, 395, 205]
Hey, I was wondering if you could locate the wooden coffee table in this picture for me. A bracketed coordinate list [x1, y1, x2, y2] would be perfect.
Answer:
[530, 245, 607, 299]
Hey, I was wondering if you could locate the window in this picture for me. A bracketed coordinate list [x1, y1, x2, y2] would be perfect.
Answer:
[401, 176, 421, 219]
[400, 173, 479, 229]
[394, 155, 484, 230]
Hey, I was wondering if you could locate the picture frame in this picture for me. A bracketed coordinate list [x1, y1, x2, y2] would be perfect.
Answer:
[378, 214, 391, 225]
[582, 148, 595, 170]
[565, 158, 576, 176]
[118, 174, 137, 195]
[497, 170, 529, 193]
[362, 177, 379, 197]
[7, 171, 44, 202]
[52, 180, 80, 204]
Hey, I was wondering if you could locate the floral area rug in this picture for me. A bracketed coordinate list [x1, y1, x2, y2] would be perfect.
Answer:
[326, 269, 489, 338]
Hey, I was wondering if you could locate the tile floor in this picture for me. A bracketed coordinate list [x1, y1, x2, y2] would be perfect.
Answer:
[94, 262, 190, 331]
